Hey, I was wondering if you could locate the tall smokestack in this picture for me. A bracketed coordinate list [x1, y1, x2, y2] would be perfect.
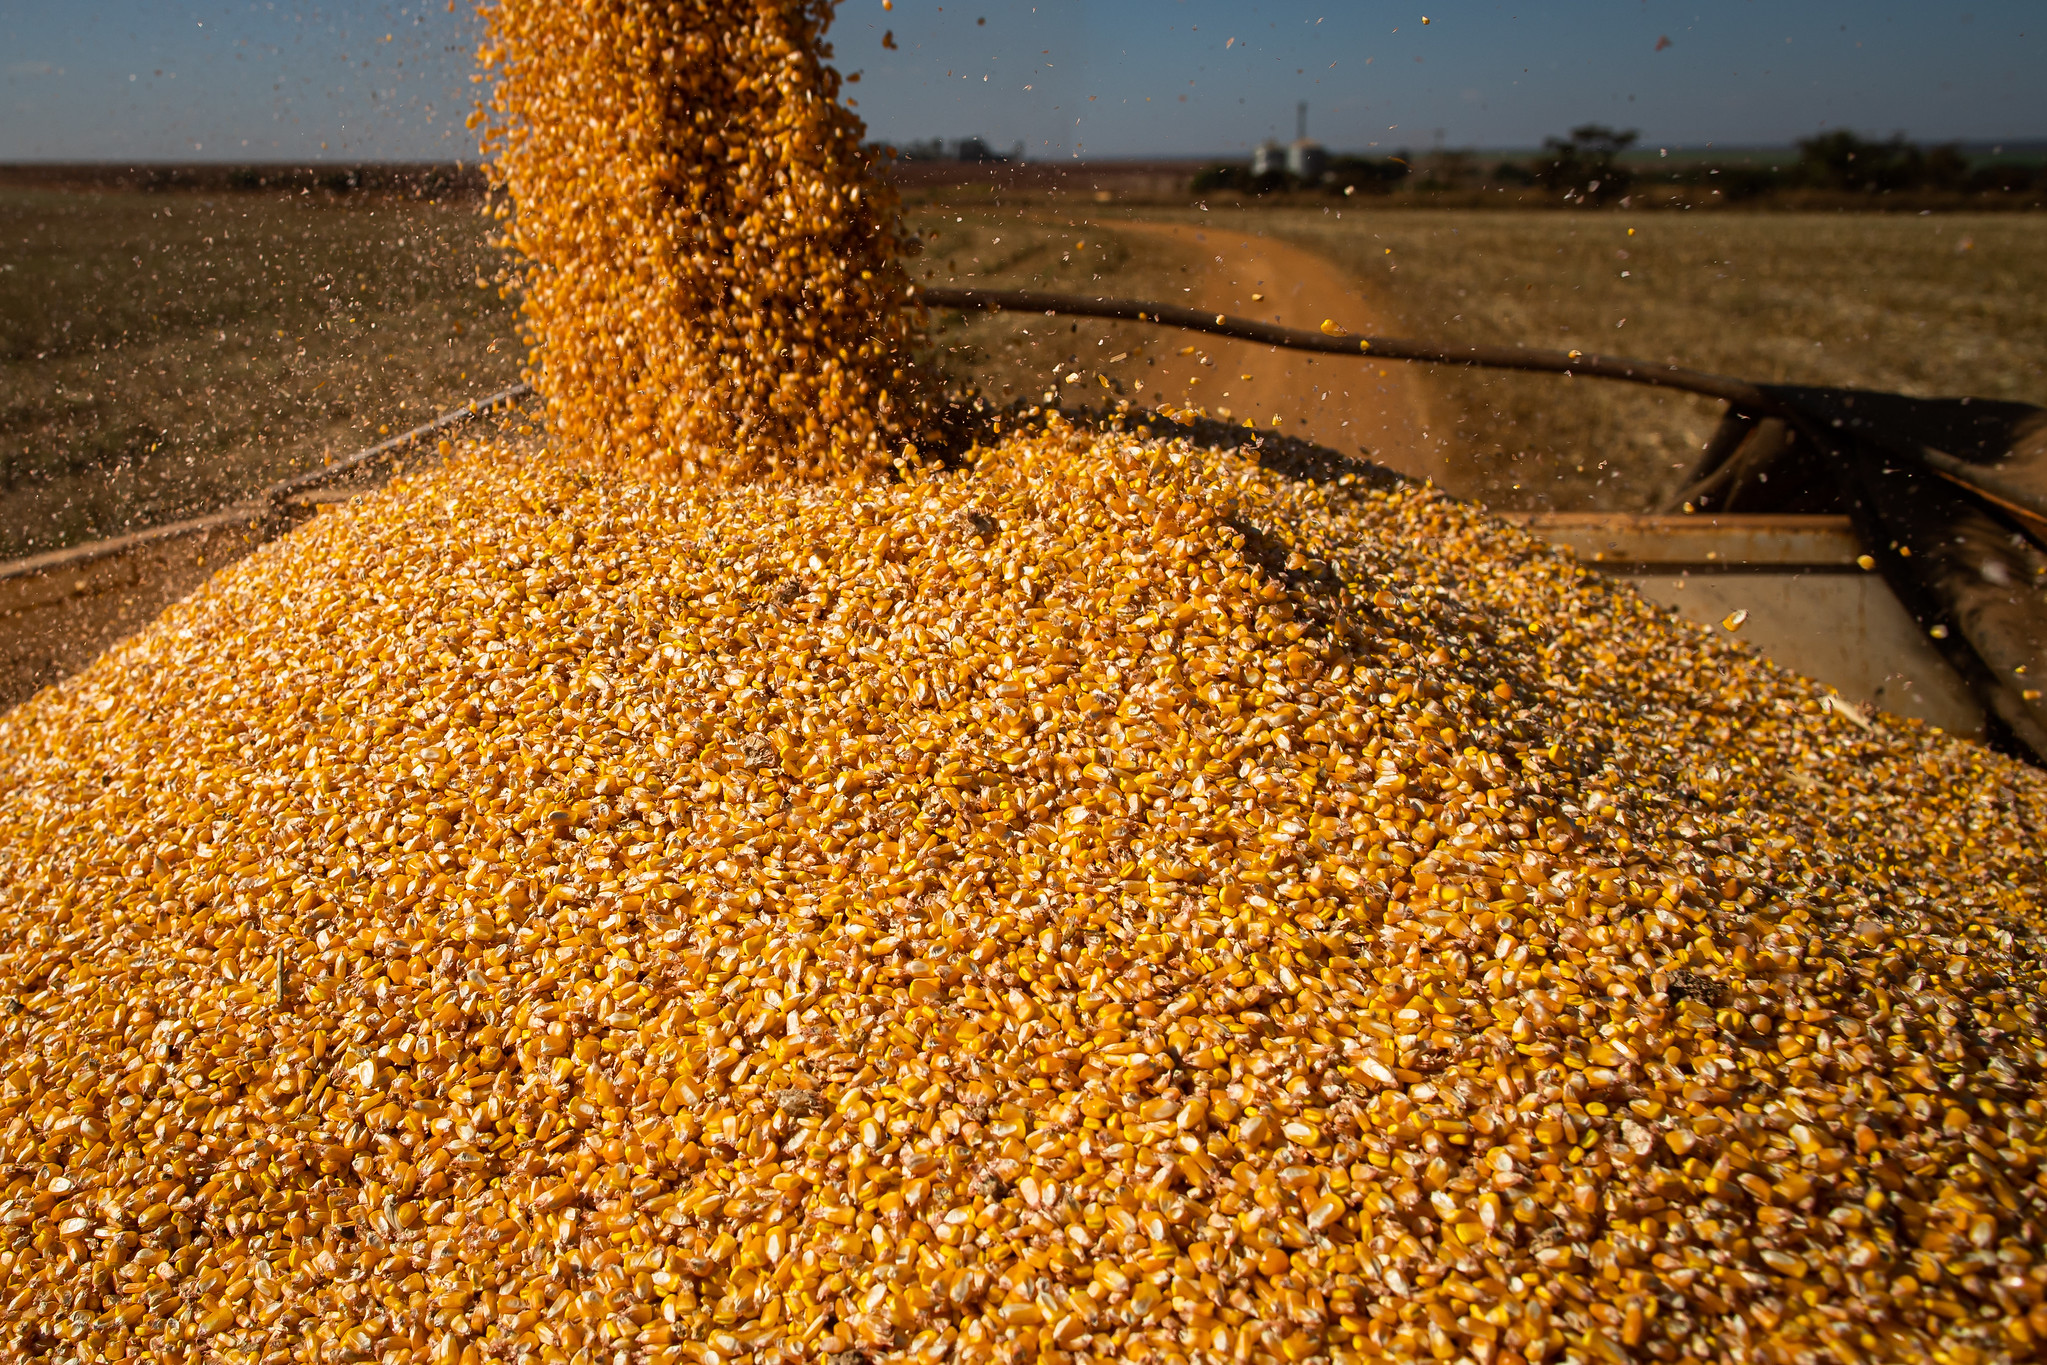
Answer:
[1297, 101, 1308, 141]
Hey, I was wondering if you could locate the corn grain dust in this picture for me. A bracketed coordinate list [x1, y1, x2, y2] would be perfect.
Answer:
[1, 421, 2044, 1365]
[478, 0, 927, 481]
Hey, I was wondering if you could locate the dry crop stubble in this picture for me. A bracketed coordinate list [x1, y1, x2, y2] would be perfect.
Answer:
[1249, 209, 2047, 510]
[0, 188, 520, 559]
[907, 217, 1174, 411]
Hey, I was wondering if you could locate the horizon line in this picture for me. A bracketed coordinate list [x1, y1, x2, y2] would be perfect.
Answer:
[4, 137, 2046, 171]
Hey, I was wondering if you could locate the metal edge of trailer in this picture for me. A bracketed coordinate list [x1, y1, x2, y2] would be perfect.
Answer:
[1502, 512, 1986, 738]
[0, 492, 1984, 748]
[931, 287, 2047, 762]
[0, 386, 532, 713]
[0, 358, 2017, 748]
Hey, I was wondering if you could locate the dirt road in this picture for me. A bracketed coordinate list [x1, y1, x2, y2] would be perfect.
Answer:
[1117, 222, 1448, 483]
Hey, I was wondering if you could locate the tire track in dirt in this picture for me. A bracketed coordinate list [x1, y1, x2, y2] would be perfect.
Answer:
[1117, 221, 1449, 483]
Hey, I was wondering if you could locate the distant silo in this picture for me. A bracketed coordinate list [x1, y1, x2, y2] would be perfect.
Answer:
[1288, 101, 1328, 181]
[1287, 139, 1328, 181]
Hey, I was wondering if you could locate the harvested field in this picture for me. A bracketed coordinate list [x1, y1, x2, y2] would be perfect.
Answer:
[916, 218, 1444, 479]
[1248, 209, 2047, 510]
[911, 206, 2047, 509]
[0, 187, 521, 560]
[7, 195, 2042, 559]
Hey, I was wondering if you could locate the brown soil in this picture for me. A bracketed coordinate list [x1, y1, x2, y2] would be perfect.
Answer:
[1117, 221, 1448, 482]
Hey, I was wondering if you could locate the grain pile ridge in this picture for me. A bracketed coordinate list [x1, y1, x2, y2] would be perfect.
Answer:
[1, 422, 2045, 1365]
[478, 0, 927, 481]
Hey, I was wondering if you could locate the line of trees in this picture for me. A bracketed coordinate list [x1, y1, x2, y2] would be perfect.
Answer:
[892, 137, 1023, 164]
[1191, 154, 1412, 197]
[1189, 127, 2045, 204]
[1526, 125, 2029, 204]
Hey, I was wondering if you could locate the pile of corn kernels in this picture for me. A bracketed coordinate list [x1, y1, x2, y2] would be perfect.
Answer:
[477, 0, 926, 480]
[1, 417, 2044, 1365]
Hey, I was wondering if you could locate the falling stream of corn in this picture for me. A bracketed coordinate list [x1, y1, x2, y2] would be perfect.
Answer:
[0, 4, 2045, 1365]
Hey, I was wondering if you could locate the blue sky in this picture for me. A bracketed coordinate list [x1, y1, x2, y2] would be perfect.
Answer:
[2, 1, 2041, 162]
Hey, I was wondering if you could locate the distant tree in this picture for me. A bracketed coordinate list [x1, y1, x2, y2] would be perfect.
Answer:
[1190, 157, 1403, 197]
[952, 137, 1009, 164]
[1707, 164, 1780, 202]
[887, 138, 1012, 164]
[1795, 131, 1907, 191]
[1534, 124, 1638, 204]
[1415, 149, 1476, 192]
[1326, 155, 1411, 195]
[1794, 131, 1969, 194]
[1967, 160, 2047, 196]
[1191, 164, 1278, 195]
[1918, 143, 1971, 192]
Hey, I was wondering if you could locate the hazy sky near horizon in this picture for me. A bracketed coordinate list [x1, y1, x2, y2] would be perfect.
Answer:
[1, 1, 2040, 163]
